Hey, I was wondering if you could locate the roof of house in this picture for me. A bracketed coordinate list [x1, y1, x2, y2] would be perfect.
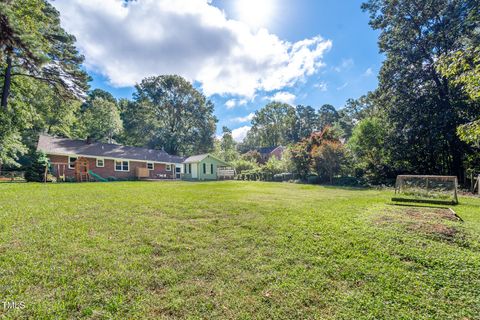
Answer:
[257, 146, 283, 155]
[183, 154, 209, 163]
[37, 134, 185, 164]
[183, 154, 229, 166]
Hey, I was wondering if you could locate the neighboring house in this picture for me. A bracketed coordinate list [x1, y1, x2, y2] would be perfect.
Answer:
[182, 154, 232, 180]
[37, 134, 184, 180]
[257, 146, 285, 163]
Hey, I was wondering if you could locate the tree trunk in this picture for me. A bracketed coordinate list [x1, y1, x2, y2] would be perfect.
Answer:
[1, 55, 13, 110]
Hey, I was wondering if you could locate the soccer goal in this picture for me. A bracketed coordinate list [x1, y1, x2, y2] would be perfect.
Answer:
[393, 175, 459, 204]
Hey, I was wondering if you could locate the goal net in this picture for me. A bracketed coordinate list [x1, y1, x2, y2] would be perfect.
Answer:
[394, 175, 459, 204]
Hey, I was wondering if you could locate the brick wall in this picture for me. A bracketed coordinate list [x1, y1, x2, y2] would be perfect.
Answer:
[270, 147, 284, 161]
[47, 154, 176, 180]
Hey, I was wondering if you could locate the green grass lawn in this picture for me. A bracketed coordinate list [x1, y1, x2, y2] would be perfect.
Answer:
[0, 181, 479, 319]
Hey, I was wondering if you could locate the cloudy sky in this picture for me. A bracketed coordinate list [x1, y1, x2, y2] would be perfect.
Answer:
[51, 0, 383, 141]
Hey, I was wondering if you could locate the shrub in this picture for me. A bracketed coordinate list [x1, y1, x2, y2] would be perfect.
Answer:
[24, 152, 49, 182]
[231, 159, 259, 174]
[307, 174, 320, 184]
[262, 157, 285, 177]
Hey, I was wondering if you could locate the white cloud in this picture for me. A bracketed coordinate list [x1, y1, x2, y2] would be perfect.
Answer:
[225, 99, 236, 109]
[334, 58, 354, 72]
[314, 81, 328, 92]
[363, 67, 373, 77]
[52, 0, 332, 98]
[225, 98, 248, 109]
[268, 91, 296, 104]
[232, 126, 251, 142]
[232, 113, 255, 123]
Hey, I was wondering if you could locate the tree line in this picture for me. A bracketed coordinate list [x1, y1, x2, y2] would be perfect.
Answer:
[0, 1, 217, 168]
[1, 0, 479, 186]
[215, 0, 480, 185]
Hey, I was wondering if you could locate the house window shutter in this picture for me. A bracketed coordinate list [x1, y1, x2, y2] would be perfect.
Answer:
[203, 163, 206, 174]
[211, 164, 214, 174]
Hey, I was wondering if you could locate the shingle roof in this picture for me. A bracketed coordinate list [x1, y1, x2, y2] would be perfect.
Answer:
[183, 154, 209, 163]
[257, 146, 282, 155]
[183, 154, 230, 166]
[37, 134, 185, 164]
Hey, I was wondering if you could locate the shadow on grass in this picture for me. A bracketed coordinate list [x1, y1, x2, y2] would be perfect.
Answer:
[321, 185, 370, 191]
[388, 202, 451, 209]
[391, 197, 458, 206]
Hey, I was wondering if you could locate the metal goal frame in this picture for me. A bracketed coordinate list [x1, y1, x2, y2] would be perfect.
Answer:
[393, 175, 459, 205]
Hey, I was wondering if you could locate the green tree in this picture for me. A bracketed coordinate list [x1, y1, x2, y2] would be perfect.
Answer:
[14, 78, 81, 139]
[0, 0, 88, 109]
[295, 105, 318, 140]
[80, 97, 123, 143]
[118, 98, 153, 147]
[0, 130, 27, 170]
[124, 75, 217, 155]
[362, 0, 480, 178]
[250, 102, 297, 147]
[312, 141, 345, 183]
[289, 127, 341, 180]
[334, 96, 376, 140]
[219, 126, 239, 162]
[318, 104, 339, 131]
[0, 0, 88, 168]
[86, 89, 117, 105]
[438, 38, 480, 147]
[24, 151, 48, 182]
[348, 117, 390, 183]
[238, 127, 260, 153]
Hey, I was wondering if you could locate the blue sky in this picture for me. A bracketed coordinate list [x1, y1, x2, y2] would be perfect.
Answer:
[54, 0, 383, 140]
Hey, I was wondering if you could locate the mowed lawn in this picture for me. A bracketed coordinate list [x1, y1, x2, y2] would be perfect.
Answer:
[0, 182, 479, 319]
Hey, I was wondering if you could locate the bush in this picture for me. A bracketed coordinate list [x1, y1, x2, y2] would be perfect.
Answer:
[332, 176, 365, 187]
[273, 173, 294, 182]
[24, 152, 49, 182]
[231, 159, 259, 174]
[307, 174, 320, 184]
[263, 157, 285, 176]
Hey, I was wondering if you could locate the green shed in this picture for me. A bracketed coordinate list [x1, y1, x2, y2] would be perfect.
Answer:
[182, 154, 233, 180]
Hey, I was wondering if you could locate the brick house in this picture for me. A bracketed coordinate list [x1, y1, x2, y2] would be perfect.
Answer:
[256, 146, 285, 164]
[37, 134, 185, 180]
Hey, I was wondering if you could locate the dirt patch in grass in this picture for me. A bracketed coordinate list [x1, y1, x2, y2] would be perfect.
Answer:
[403, 208, 459, 221]
[375, 207, 466, 245]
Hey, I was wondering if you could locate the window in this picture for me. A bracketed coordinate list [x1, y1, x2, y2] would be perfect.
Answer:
[203, 163, 206, 174]
[96, 158, 105, 167]
[211, 164, 214, 174]
[115, 160, 129, 172]
[147, 162, 154, 170]
[184, 164, 187, 173]
[68, 156, 77, 169]
[166, 164, 172, 171]
[189, 164, 192, 173]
